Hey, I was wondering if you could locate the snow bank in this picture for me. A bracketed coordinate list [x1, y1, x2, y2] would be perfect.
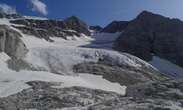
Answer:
[0, 70, 126, 97]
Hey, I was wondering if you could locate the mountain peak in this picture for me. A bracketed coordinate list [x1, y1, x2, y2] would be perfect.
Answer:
[64, 16, 83, 23]
[66, 16, 79, 20]
[64, 15, 87, 27]
[139, 10, 153, 15]
[101, 20, 129, 33]
[64, 16, 90, 35]
[136, 10, 165, 20]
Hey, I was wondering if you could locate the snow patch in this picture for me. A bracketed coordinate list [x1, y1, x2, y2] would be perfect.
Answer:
[0, 70, 126, 97]
[149, 56, 183, 78]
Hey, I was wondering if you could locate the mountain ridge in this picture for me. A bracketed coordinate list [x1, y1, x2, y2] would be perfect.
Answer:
[114, 11, 183, 67]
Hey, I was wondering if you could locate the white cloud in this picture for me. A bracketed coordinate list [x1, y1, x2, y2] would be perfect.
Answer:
[30, 0, 48, 15]
[0, 4, 17, 14]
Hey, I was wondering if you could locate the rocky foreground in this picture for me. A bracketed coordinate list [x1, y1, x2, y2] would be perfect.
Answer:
[0, 79, 182, 110]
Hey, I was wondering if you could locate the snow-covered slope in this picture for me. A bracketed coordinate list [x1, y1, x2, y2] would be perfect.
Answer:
[150, 56, 183, 78]
[0, 18, 127, 97]
[17, 29, 155, 75]
[0, 17, 161, 98]
[83, 32, 121, 49]
[0, 52, 126, 97]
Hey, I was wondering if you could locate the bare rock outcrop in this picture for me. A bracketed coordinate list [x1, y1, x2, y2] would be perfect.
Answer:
[101, 21, 129, 33]
[10, 16, 90, 41]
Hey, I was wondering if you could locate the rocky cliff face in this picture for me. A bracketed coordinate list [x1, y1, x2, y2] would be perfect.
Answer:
[0, 25, 28, 59]
[10, 16, 90, 41]
[101, 21, 129, 33]
[114, 11, 183, 67]
[64, 16, 90, 36]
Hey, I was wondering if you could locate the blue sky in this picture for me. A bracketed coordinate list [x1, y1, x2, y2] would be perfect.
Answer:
[0, 0, 183, 26]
